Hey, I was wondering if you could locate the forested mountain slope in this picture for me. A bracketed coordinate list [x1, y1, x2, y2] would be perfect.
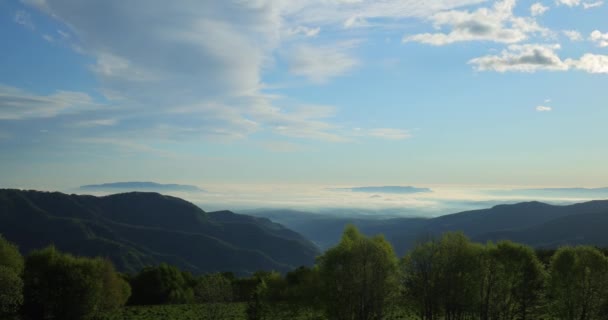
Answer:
[0, 189, 319, 274]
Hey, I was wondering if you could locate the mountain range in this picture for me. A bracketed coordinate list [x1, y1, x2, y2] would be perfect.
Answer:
[246, 200, 608, 255]
[79, 182, 204, 192]
[3, 188, 608, 274]
[0, 189, 318, 275]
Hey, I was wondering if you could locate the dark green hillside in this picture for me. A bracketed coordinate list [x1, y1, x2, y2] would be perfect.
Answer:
[0, 189, 319, 274]
[476, 208, 608, 247]
[249, 200, 608, 255]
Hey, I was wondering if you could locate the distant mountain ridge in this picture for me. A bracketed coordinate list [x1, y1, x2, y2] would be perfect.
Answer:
[248, 200, 608, 255]
[335, 186, 432, 194]
[489, 187, 608, 198]
[80, 182, 204, 192]
[0, 189, 319, 275]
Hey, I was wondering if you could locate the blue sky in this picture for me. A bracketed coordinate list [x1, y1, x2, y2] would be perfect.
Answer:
[1, 0, 607, 192]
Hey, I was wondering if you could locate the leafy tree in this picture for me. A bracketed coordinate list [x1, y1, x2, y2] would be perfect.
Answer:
[549, 246, 608, 320]
[195, 273, 233, 320]
[0, 235, 24, 318]
[246, 278, 269, 320]
[478, 241, 546, 320]
[0, 235, 24, 275]
[128, 263, 194, 305]
[318, 225, 399, 320]
[401, 233, 482, 320]
[401, 237, 442, 320]
[23, 246, 130, 320]
[284, 266, 324, 319]
[98, 260, 132, 311]
[0, 266, 23, 318]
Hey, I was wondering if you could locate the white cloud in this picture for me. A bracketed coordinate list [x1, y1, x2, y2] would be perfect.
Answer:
[367, 128, 412, 140]
[556, 0, 582, 7]
[42, 34, 54, 42]
[470, 45, 608, 74]
[403, 0, 548, 46]
[287, 42, 359, 83]
[0, 85, 98, 120]
[20, 0, 486, 143]
[74, 118, 119, 127]
[563, 30, 583, 41]
[344, 16, 369, 28]
[14, 10, 35, 30]
[530, 3, 549, 16]
[557, 0, 604, 7]
[590, 30, 608, 47]
[283, 0, 487, 27]
[469, 44, 569, 72]
[536, 105, 552, 111]
[583, 1, 604, 8]
[286, 26, 321, 38]
[567, 54, 608, 73]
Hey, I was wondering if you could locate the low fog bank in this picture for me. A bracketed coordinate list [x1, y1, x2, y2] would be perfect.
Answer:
[59, 183, 607, 218]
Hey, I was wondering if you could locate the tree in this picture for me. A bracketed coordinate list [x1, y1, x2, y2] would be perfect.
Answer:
[0, 266, 23, 318]
[128, 263, 194, 305]
[548, 246, 608, 320]
[401, 232, 482, 320]
[98, 260, 132, 311]
[284, 266, 324, 320]
[401, 237, 442, 320]
[0, 235, 24, 318]
[23, 246, 130, 320]
[0, 235, 24, 275]
[318, 225, 399, 320]
[195, 273, 233, 320]
[478, 241, 546, 320]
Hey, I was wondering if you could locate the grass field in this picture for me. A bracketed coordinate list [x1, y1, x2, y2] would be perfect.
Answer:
[98, 303, 330, 320]
[98, 303, 411, 320]
[99, 304, 247, 320]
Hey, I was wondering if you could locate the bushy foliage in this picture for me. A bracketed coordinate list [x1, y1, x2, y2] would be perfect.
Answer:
[23, 246, 131, 320]
[0, 235, 24, 318]
[128, 263, 194, 305]
[318, 225, 399, 320]
[548, 246, 608, 320]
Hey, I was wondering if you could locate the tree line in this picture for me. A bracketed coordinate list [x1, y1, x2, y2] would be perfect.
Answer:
[2, 226, 608, 320]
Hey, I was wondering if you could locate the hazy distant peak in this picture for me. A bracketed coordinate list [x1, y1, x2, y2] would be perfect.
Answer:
[337, 186, 432, 194]
[490, 187, 608, 198]
[79, 181, 204, 192]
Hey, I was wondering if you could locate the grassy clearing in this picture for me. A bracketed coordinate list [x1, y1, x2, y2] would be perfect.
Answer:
[99, 303, 409, 320]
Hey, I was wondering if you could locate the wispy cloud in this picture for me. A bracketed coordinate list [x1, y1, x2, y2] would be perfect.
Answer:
[563, 30, 583, 41]
[403, 0, 548, 46]
[367, 128, 412, 140]
[530, 3, 549, 16]
[14, 10, 35, 30]
[469, 44, 569, 72]
[583, 1, 604, 8]
[568, 54, 608, 74]
[557, 0, 604, 7]
[470, 44, 608, 74]
[287, 42, 360, 83]
[590, 30, 608, 47]
[556, 0, 582, 7]
[536, 105, 552, 112]
[0, 85, 99, 120]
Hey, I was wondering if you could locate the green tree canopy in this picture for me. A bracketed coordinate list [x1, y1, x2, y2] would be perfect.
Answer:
[549, 246, 608, 320]
[23, 246, 130, 320]
[318, 225, 399, 320]
[128, 263, 194, 305]
[0, 235, 24, 318]
[0, 234, 23, 275]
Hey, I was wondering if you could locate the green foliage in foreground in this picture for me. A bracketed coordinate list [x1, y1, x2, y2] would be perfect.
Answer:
[5, 225, 608, 320]
[99, 304, 247, 320]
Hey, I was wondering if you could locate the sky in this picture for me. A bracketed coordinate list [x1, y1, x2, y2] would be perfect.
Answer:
[1, 0, 608, 201]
